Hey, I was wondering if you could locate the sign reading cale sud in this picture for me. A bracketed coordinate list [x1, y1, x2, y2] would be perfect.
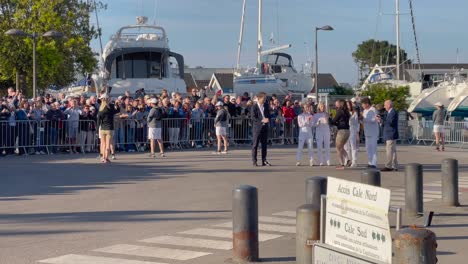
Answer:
[325, 177, 392, 263]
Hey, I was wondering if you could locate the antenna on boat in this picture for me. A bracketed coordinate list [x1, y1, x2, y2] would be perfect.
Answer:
[257, 0, 263, 69]
[93, 0, 104, 56]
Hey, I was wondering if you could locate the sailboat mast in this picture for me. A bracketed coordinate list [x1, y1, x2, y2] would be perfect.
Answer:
[236, 0, 247, 71]
[395, 0, 400, 81]
[257, 0, 263, 69]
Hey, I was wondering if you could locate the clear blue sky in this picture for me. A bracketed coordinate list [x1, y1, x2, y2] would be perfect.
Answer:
[91, 0, 468, 85]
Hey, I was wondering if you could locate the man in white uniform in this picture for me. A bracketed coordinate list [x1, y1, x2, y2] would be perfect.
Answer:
[361, 98, 380, 168]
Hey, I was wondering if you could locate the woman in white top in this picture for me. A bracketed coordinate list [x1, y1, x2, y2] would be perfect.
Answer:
[296, 104, 315, 166]
[314, 103, 331, 166]
[345, 100, 360, 167]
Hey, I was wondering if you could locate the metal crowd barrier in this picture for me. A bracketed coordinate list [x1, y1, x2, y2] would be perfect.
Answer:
[2, 118, 468, 155]
[0, 120, 97, 155]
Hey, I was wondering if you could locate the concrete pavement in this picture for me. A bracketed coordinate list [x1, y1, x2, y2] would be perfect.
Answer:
[0, 145, 467, 263]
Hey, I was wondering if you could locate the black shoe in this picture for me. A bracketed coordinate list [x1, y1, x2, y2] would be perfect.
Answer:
[262, 161, 272, 166]
[253, 162, 259, 167]
[381, 167, 393, 172]
[368, 165, 377, 169]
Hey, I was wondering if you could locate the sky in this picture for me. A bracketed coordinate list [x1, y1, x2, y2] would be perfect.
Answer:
[90, 0, 468, 85]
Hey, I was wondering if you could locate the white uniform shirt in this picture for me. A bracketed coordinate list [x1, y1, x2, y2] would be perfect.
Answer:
[349, 112, 360, 133]
[313, 112, 329, 129]
[298, 113, 313, 134]
[362, 107, 379, 137]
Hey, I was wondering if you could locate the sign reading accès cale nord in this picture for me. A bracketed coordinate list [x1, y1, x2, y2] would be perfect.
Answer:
[325, 177, 391, 263]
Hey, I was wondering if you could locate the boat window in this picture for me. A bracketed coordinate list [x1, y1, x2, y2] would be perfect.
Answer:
[116, 52, 165, 79]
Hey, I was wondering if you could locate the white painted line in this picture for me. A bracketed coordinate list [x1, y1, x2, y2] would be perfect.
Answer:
[272, 211, 296, 218]
[178, 228, 282, 242]
[424, 184, 442, 187]
[423, 199, 433, 202]
[422, 190, 443, 195]
[94, 244, 211, 261]
[38, 254, 166, 264]
[140, 235, 232, 250]
[390, 201, 405, 206]
[423, 194, 442, 199]
[215, 222, 295, 233]
[259, 216, 296, 225]
[391, 192, 405, 197]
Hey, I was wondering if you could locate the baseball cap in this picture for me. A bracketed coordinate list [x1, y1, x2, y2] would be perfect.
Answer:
[434, 102, 443, 107]
[100, 94, 109, 100]
[216, 101, 224, 107]
[148, 98, 158, 104]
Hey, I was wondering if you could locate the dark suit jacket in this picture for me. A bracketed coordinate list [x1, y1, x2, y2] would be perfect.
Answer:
[383, 109, 399, 141]
[251, 102, 271, 131]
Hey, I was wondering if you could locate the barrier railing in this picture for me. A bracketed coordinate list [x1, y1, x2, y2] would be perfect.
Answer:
[2, 118, 467, 155]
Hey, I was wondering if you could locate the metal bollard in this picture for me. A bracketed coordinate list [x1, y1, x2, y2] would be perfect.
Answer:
[405, 163, 423, 217]
[394, 227, 437, 264]
[296, 204, 320, 264]
[361, 169, 381, 186]
[441, 159, 459, 206]
[232, 185, 259, 262]
[305, 176, 327, 207]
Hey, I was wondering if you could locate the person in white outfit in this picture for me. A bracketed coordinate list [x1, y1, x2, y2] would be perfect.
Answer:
[360, 97, 380, 168]
[314, 102, 331, 166]
[345, 100, 360, 167]
[296, 104, 315, 166]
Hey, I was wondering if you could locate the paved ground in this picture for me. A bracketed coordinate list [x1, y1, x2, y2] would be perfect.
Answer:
[0, 145, 467, 264]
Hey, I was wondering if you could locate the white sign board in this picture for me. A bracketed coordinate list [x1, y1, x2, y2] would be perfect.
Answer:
[325, 177, 391, 263]
[313, 243, 378, 264]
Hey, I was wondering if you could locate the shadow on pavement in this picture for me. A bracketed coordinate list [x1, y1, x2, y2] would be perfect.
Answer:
[0, 210, 230, 224]
[259, 257, 296, 262]
[0, 155, 188, 198]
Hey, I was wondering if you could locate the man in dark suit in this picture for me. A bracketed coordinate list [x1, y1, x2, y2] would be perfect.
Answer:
[382, 100, 399, 171]
[251, 92, 271, 167]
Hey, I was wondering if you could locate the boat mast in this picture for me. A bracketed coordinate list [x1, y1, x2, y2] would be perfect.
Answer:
[257, 0, 263, 69]
[395, 0, 400, 81]
[236, 0, 247, 72]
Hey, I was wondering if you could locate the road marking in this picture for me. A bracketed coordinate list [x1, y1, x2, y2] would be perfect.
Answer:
[178, 228, 282, 242]
[259, 216, 296, 225]
[390, 201, 405, 206]
[140, 235, 232, 250]
[38, 254, 167, 264]
[272, 211, 296, 218]
[214, 222, 295, 233]
[423, 193, 442, 199]
[94, 244, 211, 261]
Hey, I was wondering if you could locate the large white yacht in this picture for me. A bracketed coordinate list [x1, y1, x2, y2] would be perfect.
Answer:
[232, 0, 313, 96]
[96, 16, 186, 96]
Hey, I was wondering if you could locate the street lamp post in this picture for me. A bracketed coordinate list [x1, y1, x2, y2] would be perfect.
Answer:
[314, 25, 334, 102]
[5, 29, 64, 98]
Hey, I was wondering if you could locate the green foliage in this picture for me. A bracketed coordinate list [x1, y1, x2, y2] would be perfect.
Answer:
[329, 85, 354, 96]
[361, 83, 410, 111]
[0, 0, 105, 96]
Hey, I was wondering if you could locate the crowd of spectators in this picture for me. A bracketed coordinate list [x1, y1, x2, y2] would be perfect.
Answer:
[1, 87, 312, 156]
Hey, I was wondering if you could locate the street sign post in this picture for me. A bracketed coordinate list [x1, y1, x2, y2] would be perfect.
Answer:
[324, 177, 392, 263]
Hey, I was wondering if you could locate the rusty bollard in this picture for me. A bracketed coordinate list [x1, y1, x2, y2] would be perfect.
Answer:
[296, 204, 320, 264]
[232, 185, 259, 262]
[394, 226, 437, 264]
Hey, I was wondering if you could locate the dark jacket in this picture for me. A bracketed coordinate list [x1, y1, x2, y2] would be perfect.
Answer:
[97, 104, 120, 131]
[331, 109, 350, 130]
[383, 109, 399, 141]
[251, 102, 270, 131]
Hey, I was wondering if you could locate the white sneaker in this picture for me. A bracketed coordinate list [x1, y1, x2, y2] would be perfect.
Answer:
[326, 161, 331, 166]
[160, 153, 166, 158]
[40, 151, 46, 155]
[350, 163, 357, 168]
[296, 162, 301, 166]
[310, 160, 315, 167]
[319, 163, 324, 166]
[111, 154, 116, 160]
[221, 151, 228, 154]
[35, 151, 40, 155]
[196, 145, 202, 149]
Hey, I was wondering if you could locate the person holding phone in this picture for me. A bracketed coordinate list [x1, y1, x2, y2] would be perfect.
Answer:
[296, 104, 315, 166]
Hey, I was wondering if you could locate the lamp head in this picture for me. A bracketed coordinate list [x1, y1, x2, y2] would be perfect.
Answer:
[318, 25, 334, 31]
[5, 29, 29, 37]
[42, 30, 64, 38]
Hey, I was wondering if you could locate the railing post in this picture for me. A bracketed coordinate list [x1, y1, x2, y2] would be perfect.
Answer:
[394, 227, 437, 264]
[232, 185, 259, 262]
[361, 169, 381, 186]
[405, 163, 423, 217]
[305, 176, 327, 207]
[441, 158, 459, 206]
[296, 204, 320, 264]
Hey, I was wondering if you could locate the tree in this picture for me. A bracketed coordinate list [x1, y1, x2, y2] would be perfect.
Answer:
[329, 85, 354, 96]
[361, 83, 410, 111]
[352, 39, 410, 81]
[0, 0, 105, 96]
